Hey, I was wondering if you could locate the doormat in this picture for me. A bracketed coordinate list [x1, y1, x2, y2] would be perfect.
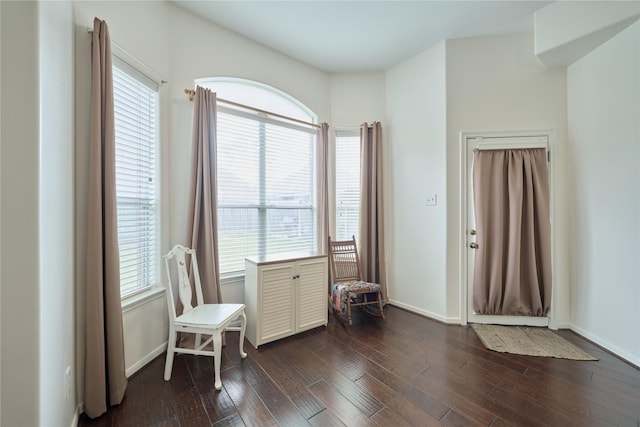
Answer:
[471, 324, 598, 361]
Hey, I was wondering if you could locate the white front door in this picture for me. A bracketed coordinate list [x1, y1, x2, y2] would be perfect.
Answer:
[463, 131, 552, 326]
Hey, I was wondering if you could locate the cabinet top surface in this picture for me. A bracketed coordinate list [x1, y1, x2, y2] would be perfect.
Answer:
[245, 252, 327, 266]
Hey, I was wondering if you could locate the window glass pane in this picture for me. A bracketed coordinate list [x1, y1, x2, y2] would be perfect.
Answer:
[266, 208, 315, 253]
[217, 113, 260, 205]
[113, 59, 159, 297]
[206, 80, 317, 278]
[265, 124, 314, 207]
[335, 133, 361, 242]
[217, 207, 259, 275]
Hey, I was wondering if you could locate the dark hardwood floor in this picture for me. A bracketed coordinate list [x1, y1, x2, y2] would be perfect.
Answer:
[79, 306, 640, 427]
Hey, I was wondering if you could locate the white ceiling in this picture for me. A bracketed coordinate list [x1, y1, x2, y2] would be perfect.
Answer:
[171, 0, 553, 73]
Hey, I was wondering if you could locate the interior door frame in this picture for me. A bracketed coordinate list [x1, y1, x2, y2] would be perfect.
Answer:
[459, 129, 557, 329]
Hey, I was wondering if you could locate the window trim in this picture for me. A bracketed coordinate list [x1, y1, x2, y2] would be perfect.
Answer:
[121, 285, 165, 312]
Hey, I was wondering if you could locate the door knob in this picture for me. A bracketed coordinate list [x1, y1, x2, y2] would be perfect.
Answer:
[469, 242, 479, 249]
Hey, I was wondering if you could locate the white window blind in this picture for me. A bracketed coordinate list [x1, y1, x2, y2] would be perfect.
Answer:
[335, 133, 361, 242]
[113, 57, 159, 297]
[217, 107, 317, 277]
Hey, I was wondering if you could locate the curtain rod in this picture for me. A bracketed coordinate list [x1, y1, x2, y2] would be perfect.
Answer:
[184, 89, 321, 129]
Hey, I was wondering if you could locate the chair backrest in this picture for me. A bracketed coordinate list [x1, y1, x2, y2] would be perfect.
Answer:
[164, 245, 205, 320]
[328, 236, 363, 283]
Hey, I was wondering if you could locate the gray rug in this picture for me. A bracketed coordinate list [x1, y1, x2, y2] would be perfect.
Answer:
[471, 324, 598, 361]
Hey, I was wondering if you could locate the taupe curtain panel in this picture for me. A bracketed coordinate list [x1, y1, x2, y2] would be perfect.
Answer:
[184, 86, 223, 308]
[84, 17, 127, 419]
[359, 122, 388, 301]
[472, 148, 552, 316]
[316, 123, 330, 255]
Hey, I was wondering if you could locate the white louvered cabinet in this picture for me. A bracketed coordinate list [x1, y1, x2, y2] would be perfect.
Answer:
[244, 253, 328, 348]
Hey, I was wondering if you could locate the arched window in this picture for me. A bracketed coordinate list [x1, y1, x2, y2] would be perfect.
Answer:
[198, 77, 316, 123]
[196, 78, 318, 278]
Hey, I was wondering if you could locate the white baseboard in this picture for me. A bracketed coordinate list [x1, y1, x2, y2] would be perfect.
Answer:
[70, 405, 80, 427]
[388, 300, 460, 324]
[568, 324, 640, 368]
[126, 341, 168, 378]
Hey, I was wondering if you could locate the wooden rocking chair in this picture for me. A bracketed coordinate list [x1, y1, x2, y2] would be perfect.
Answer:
[328, 236, 385, 325]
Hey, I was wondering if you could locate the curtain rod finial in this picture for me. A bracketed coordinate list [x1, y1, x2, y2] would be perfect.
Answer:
[184, 88, 196, 101]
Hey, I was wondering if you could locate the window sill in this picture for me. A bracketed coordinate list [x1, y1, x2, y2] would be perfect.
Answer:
[221, 275, 245, 287]
[121, 285, 165, 313]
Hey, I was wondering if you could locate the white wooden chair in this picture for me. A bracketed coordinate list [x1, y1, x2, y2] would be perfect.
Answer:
[163, 244, 247, 390]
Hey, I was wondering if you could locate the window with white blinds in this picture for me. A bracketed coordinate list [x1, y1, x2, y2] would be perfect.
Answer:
[216, 107, 318, 277]
[335, 132, 361, 242]
[113, 56, 159, 297]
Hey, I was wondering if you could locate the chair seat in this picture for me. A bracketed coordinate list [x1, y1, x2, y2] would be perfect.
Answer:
[332, 281, 381, 315]
[175, 303, 245, 328]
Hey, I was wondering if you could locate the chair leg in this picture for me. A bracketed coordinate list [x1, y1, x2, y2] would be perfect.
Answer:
[346, 294, 353, 325]
[213, 331, 223, 391]
[378, 291, 385, 319]
[164, 329, 177, 381]
[238, 311, 247, 359]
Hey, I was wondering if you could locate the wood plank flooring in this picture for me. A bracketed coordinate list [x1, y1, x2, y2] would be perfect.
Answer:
[79, 306, 640, 426]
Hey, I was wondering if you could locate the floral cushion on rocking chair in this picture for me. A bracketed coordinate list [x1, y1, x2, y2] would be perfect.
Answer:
[331, 281, 381, 315]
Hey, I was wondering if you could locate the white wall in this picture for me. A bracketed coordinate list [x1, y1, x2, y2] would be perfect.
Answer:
[330, 72, 386, 128]
[1, 3, 40, 425]
[386, 42, 449, 321]
[1, 2, 76, 426]
[445, 33, 569, 323]
[38, 1, 76, 425]
[534, 0, 640, 68]
[567, 21, 640, 366]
